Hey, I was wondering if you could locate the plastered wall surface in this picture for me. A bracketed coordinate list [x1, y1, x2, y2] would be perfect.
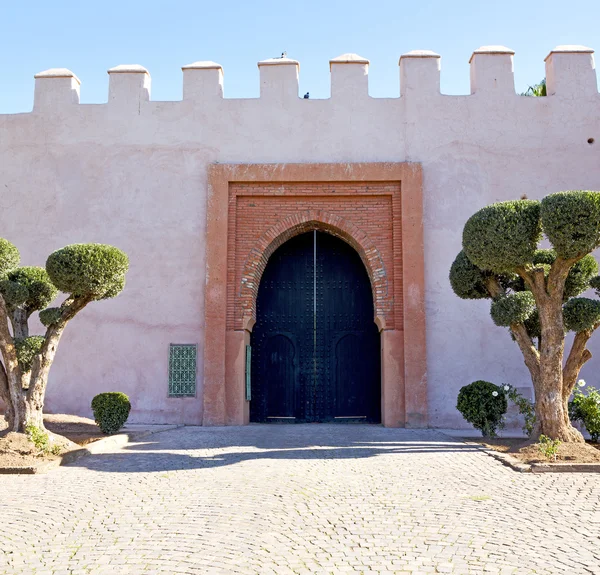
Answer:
[0, 47, 599, 427]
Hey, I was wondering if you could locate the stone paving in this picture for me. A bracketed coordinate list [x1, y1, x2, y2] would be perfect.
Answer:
[1, 425, 599, 575]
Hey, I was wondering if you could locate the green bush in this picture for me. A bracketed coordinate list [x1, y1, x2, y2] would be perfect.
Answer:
[456, 380, 508, 437]
[0, 238, 19, 275]
[569, 386, 600, 442]
[14, 336, 45, 372]
[449, 251, 490, 299]
[490, 292, 536, 327]
[39, 307, 63, 327]
[564, 255, 598, 299]
[2, 267, 58, 311]
[563, 298, 600, 333]
[91, 392, 131, 434]
[462, 200, 542, 273]
[541, 191, 600, 259]
[46, 244, 129, 300]
[503, 384, 536, 437]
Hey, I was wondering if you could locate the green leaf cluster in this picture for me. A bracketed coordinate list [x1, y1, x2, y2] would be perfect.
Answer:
[569, 386, 600, 442]
[490, 292, 536, 327]
[91, 392, 131, 434]
[0, 238, 19, 276]
[46, 244, 129, 300]
[39, 307, 63, 327]
[563, 298, 600, 333]
[14, 336, 45, 372]
[0, 267, 58, 312]
[463, 200, 542, 273]
[449, 251, 490, 299]
[541, 191, 600, 259]
[456, 380, 507, 437]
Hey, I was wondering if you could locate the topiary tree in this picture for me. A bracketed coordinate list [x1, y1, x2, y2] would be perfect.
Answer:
[0, 240, 128, 432]
[450, 191, 600, 442]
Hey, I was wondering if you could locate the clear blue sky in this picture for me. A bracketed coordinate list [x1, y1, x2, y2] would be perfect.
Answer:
[1, 0, 598, 112]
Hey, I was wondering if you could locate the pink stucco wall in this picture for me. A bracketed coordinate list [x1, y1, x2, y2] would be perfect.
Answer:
[0, 46, 599, 428]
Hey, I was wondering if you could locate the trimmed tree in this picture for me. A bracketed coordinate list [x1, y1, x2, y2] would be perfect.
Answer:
[450, 191, 600, 442]
[0, 240, 128, 432]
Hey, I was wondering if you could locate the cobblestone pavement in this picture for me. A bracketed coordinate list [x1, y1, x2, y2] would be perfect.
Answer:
[1, 425, 599, 575]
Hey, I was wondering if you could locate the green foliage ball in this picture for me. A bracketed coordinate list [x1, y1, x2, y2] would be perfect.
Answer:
[456, 380, 508, 437]
[563, 298, 600, 333]
[532, 249, 556, 266]
[490, 292, 536, 327]
[569, 387, 600, 442]
[39, 307, 63, 327]
[91, 392, 131, 435]
[14, 336, 45, 372]
[3, 267, 58, 312]
[523, 309, 541, 340]
[449, 251, 490, 299]
[0, 238, 19, 276]
[46, 244, 129, 300]
[541, 191, 600, 259]
[590, 275, 600, 296]
[0, 279, 29, 307]
[462, 200, 542, 273]
[565, 255, 598, 299]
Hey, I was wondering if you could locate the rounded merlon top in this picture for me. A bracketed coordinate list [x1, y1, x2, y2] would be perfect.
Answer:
[107, 64, 149, 74]
[329, 53, 369, 65]
[399, 50, 440, 63]
[257, 57, 299, 67]
[469, 46, 515, 62]
[182, 61, 223, 71]
[34, 68, 81, 84]
[544, 45, 594, 61]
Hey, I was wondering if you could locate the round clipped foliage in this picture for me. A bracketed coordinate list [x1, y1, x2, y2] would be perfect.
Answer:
[563, 297, 600, 333]
[0, 238, 19, 276]
[46, 244, 129, 300]
[91, 392, 131, 435]
[590, 275, 600, 296]
[565, 254, 599, 299]
[532, 249, 556, 266]
[523, 309, 541, 340]
[449, 251, 490, 299]
[0, 279, 29, 307]
[462, 200, 541, 273]
[39, 307, 62, 327]
[490, 292, 536, 327]
[456, 380, 508, 437]
[14, 336, 45, 372]
[541, 191, 600, 259]
[569, 387, 600, 442]
[4, 267, 58, 312]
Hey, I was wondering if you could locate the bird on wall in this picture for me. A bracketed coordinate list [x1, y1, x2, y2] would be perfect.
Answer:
[304, 92, 309, 99]
[281, 51, 287, 58]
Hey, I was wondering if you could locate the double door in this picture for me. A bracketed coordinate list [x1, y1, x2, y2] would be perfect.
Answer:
[250, 231, 380, 423]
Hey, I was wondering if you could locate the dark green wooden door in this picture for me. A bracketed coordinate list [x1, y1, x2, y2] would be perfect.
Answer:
[250, 231, 380, 423]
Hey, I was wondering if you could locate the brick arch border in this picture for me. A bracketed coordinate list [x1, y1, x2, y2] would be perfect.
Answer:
[203, 162, 426, 429]
[238, 210, 389, 329]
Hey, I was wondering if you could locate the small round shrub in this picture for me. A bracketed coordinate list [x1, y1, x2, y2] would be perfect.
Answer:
[39, 307, 63, 327]
[91, 392, 131, 435]
[0, 238, 19, 275]
[46, 244, 129, 300]
[456, 380, 508, 437]
[490, 292, 536, 327]
[563, 297, 600, 333]
[569, 387, 600, 442]
[462, 200, 542, 273]
[449, 250, 490, 299]
[541, 191, 600, 259]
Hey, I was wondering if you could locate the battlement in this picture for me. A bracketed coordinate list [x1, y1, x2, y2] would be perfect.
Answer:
[20, 45, 598, 113]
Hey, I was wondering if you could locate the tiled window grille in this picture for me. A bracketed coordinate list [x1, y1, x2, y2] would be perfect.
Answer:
[168, 344, 197, 397]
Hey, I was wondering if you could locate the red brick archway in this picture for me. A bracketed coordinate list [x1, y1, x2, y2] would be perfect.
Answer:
[204, 163, 426, 428]
[238, 211, 389, 331]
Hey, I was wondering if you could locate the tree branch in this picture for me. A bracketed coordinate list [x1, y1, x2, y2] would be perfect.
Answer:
[28, 295, 93, 401]
[0, 358, 9, 405]
[563, 324, 598, 400]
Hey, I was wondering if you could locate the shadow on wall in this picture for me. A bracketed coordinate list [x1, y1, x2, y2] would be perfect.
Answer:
[65, 425, 482, 473]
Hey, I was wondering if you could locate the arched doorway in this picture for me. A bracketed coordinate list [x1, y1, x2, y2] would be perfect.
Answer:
[250, 230, 381, 423]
